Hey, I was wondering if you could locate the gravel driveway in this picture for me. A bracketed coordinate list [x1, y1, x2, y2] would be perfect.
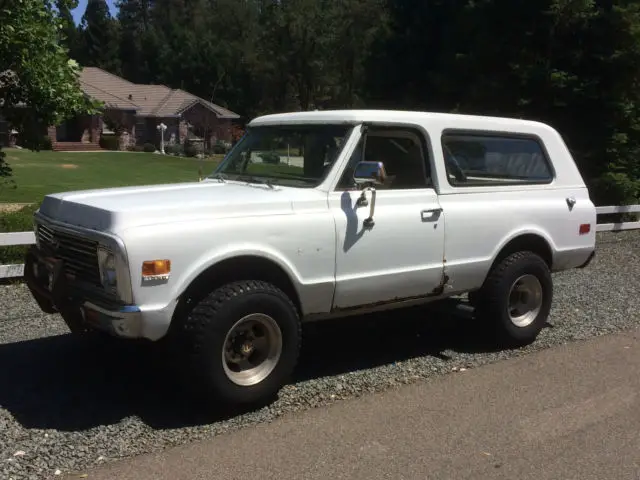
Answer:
[1, 230, 638, 479]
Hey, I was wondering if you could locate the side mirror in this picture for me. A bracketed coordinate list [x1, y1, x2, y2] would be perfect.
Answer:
[353, 161, 386, 229]
[353, 161, 387, 186]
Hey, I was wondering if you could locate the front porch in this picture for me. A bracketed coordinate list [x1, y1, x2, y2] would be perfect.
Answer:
[47, 114, 103, 151]
[51, 141, 104, 152]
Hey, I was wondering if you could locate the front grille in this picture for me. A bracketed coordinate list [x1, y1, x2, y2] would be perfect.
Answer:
[37, 223, 102, 287]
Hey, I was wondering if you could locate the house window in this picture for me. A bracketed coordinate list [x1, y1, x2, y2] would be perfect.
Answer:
[441, 132, 554, 186]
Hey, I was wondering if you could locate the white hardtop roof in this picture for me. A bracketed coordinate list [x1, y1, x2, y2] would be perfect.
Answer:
[249, 109, 552, 131]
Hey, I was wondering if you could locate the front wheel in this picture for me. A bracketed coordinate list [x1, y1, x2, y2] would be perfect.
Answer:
[475, 251, 553, 346]
[174, 280, 301, 406]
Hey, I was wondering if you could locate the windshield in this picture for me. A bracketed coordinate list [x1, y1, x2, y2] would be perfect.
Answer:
[210, 124, 354, 188]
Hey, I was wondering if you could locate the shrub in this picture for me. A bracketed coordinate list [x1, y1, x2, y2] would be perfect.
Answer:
[184, 143, 198, 157]
[17, 135, 52, 151]
[143, 143, 156, 153]
[185, 138, 204, 153]
[0, 149, 15, 192]
[212, 141, 231, 155]
[99, 134, 120, 151]
[259, 152, 281, 164]
[40, 136, 53, 151]
[589, 172, 640, 224]
[0, 204, 40, 265]
[166, 143, 183, 156]
[590, 172, 639, 206]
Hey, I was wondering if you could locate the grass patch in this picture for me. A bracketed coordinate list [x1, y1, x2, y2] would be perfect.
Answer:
[0, 204, 39, 265]
[246, 164, 305, 176]
[1, 149, 222, 204]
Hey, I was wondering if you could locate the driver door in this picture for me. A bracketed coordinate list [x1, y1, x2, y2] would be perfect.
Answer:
[329, 126, 446, 310]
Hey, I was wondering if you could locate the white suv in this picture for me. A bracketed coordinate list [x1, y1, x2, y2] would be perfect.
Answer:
[25, 110, 597, 405]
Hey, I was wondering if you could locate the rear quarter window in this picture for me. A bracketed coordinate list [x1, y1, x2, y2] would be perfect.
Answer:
[441, 132, 554, 187]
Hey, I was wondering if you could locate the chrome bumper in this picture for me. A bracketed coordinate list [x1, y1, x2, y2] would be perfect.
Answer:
[81, 302, 143, 338]
[24, 245, 143, 339]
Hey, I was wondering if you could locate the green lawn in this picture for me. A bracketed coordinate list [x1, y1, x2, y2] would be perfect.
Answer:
[1, 149, 222, 204]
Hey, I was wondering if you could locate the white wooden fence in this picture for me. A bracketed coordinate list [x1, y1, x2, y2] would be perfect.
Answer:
[594, 205, 640, 232]
[0, 205, 638, 280]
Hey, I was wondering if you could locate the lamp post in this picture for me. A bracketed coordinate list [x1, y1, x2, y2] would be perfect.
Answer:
[156, 122, 167, 154]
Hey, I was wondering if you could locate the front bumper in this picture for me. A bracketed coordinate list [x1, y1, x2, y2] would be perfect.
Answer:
[24, 246, 143, 338]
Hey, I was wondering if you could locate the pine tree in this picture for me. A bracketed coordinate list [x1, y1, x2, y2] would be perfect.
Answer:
[56, 0, 80, 60]
[116, 0, 153, 82]
[78, 0, 121, 73]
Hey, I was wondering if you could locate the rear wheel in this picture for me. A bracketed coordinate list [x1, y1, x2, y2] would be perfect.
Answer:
[174, 280, 301, 406]
[475, 251, 552, 346]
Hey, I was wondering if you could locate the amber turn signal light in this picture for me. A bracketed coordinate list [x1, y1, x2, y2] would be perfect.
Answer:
[142, 260, 171, 277]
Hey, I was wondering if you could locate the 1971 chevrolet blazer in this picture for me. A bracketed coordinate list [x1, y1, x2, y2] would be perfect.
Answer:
[24, 110, 597, 405]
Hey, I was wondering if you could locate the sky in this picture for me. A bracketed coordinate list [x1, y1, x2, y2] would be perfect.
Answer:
[72, 0, 119, 25]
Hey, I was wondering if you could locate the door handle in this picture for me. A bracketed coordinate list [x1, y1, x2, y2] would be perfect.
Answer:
[421, 208, 442, 221]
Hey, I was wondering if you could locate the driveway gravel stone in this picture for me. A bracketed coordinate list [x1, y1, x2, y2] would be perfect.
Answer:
[0, 230, 638, 479]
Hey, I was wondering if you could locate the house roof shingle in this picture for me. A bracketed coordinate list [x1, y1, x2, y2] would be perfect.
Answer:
[79, 67, 240, 119]
[78, 80, 140, 110]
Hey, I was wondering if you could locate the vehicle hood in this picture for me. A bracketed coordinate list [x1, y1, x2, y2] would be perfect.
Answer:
[37, 180, 322, 234]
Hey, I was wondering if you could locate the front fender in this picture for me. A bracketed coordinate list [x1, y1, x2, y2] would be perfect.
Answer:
[121, 213, 337, 319]
[173, 243, 306, 300]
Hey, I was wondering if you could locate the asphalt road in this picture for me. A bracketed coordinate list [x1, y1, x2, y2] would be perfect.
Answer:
[82, 329, 640, 480]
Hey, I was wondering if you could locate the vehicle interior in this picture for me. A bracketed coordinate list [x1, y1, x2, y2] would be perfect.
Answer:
[337, 128, 432, 190]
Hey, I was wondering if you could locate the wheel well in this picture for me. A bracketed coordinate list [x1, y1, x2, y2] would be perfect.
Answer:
[491, 234, 553, 272]
[174, 256, 303, 319]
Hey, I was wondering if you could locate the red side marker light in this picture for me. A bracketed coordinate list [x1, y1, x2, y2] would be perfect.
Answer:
[579, 224, 591, 235]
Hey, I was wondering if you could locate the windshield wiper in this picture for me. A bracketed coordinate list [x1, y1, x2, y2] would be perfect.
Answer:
[236, 174, 259, 184]
[236, 174, 275, 189]
[210, 173, 227, 182]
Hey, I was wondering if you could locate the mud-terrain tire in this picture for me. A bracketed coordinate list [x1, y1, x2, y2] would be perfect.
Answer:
[174, 280, 301, 406]
[475, 251, 553, 346]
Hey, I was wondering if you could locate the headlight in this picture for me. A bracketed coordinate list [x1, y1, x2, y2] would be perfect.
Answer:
[98, 247, 117, 291]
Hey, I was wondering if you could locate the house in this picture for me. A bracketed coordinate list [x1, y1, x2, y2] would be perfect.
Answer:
[1, 67, 241, 151]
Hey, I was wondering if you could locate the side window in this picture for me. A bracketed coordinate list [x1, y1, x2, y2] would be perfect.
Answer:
[441, 133, 553, 186]
[336, 128, 432, 190]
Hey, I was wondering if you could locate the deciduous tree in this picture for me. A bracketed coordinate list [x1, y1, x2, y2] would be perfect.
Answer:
[0, 0, 100, 188]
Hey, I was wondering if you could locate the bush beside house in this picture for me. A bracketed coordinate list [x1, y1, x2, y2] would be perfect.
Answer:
[99, 134, 120, 150]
